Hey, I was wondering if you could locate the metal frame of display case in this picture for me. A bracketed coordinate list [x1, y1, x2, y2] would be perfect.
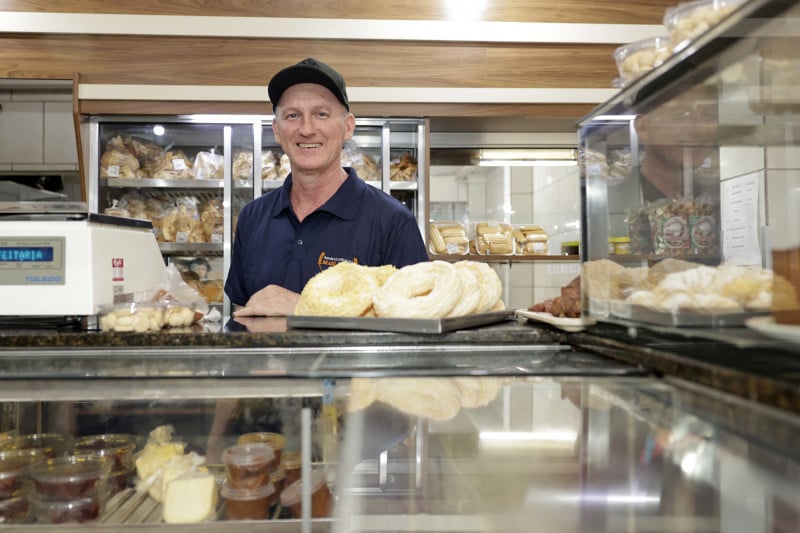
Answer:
[87, 116, 429, 318]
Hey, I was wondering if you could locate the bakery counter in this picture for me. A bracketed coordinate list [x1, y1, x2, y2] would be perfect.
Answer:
[567, 321, 800, 413]
[0, 318, 643, 380]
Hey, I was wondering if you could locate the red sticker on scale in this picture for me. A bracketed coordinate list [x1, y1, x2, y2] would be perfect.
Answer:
[112, 258, 124, 282]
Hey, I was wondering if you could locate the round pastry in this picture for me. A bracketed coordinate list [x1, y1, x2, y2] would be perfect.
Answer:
[295, 262, 379, 317]
[447, 262, 482, 317]
[373, 261, 461, 318]
[457, 261, 503, 313]
[366, 265, 397, 286]
[376, 378, 462, 420]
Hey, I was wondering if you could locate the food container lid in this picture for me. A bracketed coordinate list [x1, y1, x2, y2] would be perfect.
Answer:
[280, 451, 301, 469]
[73, 434, 137, 453]
[0, 454, 41, 480]
[279, 471, 327, 506]
[28, 491, 97, 509]
[2, 433, 70, 457]
[561, 241, 580, 247]
[222, 442, 274, 467]
[221, 481, 275, 501]
[662, 0, 744, 27]
[237, 432, 286, 451]
[270, 467, 285, 483]
[29, 455, 112, 484]
[609, 236, 631, 243]
[612, 35, 672, 63]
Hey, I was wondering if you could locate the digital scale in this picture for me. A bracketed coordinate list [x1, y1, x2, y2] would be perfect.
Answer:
[0, 202, 167, 317]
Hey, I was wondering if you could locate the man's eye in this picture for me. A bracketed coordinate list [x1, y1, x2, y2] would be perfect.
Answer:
[285, 112, 298, 120]
[317, 111, 329, 119]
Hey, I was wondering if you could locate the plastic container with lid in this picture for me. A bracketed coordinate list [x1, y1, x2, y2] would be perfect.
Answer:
[237, 432, 284, 469]
[279, 470, 333, 519]
[29, 455, 111, 501]
[221, 482, 275, 520]
[429, 221, 470, 255]
[1, 433, 70, 459]
[561, 241, 580, 256]
[664, 0, 746, 52]
[280, 450, 301, 488]
[72, 434, 138, 470]
[0, 452, 42, 498]
[613, 36, 673, 86]
[269, 467, 285, 507]
[0, 482, 32, 524]
[610, 236, 632, 255]
[222, 443, 275, 490]
[28, 493, 102, 524]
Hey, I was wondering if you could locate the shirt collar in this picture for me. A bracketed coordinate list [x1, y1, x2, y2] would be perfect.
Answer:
[273, 167, 364, 221]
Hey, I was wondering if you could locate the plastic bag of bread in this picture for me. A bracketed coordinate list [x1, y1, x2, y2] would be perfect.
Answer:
[429, 221, 469, 255]
[121, 135, 164, 173]
[261, 150, 279, 180]
[161, 201, 200, 243]
[390, 152, 417, 181]
[278, 153, 292, 180]
[100, 136, 140, 179]
[341, 142, 380, 181]
[193, 150, 224, 180]
[514, 225, 548, 255]
[103, 199, 131, 218]
[151, 150, 194, 180]
[198, 198, 224, 243]
[232, 150, 253, 181]
[473, 221, 514, 255]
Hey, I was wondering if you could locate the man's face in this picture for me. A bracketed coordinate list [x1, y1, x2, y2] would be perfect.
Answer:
[272, 83, 355, 176]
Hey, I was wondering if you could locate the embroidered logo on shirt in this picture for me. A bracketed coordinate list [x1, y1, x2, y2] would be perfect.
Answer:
[317, 252, 359, 271]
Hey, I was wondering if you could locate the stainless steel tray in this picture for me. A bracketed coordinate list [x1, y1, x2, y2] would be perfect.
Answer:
[610, 301, 767, 327]
[286, 310, 514, 334]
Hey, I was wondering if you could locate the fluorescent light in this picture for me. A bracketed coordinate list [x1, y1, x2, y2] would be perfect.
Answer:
[478, 147, 577, 167]
[479, 430, 577, 443]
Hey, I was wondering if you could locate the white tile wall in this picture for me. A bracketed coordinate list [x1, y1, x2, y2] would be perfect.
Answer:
[767, 145, 800, 169]
[720, 146, 764, 180]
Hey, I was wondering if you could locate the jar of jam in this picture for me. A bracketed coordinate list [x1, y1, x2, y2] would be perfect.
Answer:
[222, 443, 274, 490]
[279, 470, 333, 519]
[237, 432, 284, 470]
[221, 482, 275, 520]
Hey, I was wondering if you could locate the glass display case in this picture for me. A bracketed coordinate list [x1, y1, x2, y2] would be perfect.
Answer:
[87, 116, 428, 315]
[578, 0, 800, 332]
[0, 348, 798, 532]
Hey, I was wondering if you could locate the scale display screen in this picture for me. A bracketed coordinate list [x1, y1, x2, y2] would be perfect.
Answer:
[0, 237, 65, 285]
[0, 246, 55, 262]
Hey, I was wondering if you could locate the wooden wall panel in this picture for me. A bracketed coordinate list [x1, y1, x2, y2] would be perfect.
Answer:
[0, 0, 680, 25]
[0, 35, 619, 89]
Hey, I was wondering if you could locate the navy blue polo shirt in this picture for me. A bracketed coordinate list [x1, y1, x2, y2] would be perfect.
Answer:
[225, 167, 429, 306]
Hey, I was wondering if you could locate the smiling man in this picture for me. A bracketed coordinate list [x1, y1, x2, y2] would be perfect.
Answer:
[225, 58, 428, 316]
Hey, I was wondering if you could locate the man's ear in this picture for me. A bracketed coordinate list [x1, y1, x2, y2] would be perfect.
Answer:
[272, 120, 281, 144]
[343, 112, 356, 141]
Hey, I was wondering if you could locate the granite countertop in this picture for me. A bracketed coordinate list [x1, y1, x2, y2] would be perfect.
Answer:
[1, 313, 799, 414]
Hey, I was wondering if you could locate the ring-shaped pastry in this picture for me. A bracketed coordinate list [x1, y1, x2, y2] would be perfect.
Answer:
[373, 260, 461, 318]
[447, 262, 482, 317]
[295, 262, 379, 317]
[457, 261, 503, 313]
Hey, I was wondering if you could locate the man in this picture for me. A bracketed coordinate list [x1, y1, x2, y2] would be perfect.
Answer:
[225, 58, 428, 316]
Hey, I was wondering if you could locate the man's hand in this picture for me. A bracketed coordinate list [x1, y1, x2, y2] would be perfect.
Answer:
[233, 284, 300, 317]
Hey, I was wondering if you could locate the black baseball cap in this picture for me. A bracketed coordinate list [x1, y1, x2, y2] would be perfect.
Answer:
[268, 57, 350, 111]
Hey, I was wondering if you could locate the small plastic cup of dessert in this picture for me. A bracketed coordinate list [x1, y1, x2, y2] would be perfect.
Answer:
[72, 434, 138, 470]
[0, 451, 44, 498]
[28, 493, 102, 524]
[279, 470, 333, 519]
[0, 481, 32, 524]
[1, 433, 71, 459]
[222, 443, 274, 490]
[280, 450, 301, 488]
[237, 432, 284, 470]
[29, 455, 111, 500]
[221, 482, 275, 520]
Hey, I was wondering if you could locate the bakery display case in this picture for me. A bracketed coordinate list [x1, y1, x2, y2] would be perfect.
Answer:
[87, 116, 428, 315]
[577, 0, 800, 331]
[0, 340, 798, 532]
